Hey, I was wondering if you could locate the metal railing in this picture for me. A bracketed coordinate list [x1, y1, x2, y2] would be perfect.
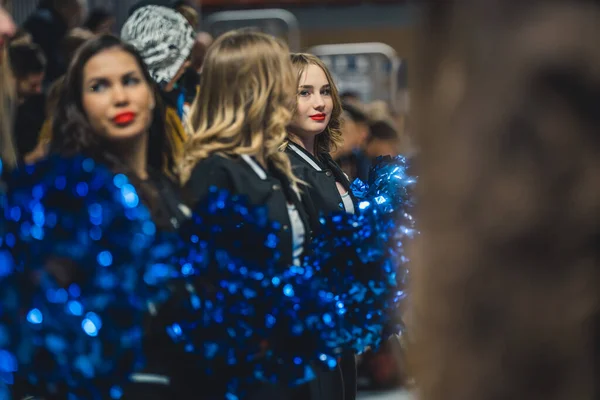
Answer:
[204, 8, 300, 52]
[308, 42, 403, 112]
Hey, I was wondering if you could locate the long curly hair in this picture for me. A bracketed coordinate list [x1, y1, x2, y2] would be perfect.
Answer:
[285, 53, 343, 157]
[181, 30, 299, 186]
[50, 34, 172, 178]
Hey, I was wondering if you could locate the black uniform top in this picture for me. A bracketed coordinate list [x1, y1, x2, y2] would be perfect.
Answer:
[183, 153, 310, 266]
[286, 142, 357, 233]
[181, 153, 351, 400]
[285, 142, 359, 400]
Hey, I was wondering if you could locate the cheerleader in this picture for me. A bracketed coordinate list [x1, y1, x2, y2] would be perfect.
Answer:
[283, 53, 358, 400]
[49, 34, 187, 230]
[181, 30, 314, 399]
[8, 34, 189, 399]
[284, 53, 356, 232]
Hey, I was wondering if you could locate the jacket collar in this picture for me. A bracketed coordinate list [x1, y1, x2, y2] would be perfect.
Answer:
[286, 142, 326, 171]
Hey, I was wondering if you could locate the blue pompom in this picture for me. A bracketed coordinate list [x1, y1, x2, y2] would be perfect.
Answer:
[0, 156, 160, 399]
[146, 187, 316, 396]
[257, 156, 418, 376]
[302, 155, 417, 355]
[149, 155, 418, 395]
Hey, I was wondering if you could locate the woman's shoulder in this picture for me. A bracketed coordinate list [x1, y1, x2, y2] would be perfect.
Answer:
[183, 154, 240, 205]
[283, 146, 312, 178]
[285, 147, 306, 167]
[188, 153, 241, 175]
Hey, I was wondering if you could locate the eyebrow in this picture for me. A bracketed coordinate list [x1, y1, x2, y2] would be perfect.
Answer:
[299, 84, 331, 89]
[85, 70, 139, 86]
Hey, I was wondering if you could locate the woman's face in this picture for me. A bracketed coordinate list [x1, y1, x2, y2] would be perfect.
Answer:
[81, 47, 155, 143]
[0, 1, 16, 64]
[289, 63, 334, 140]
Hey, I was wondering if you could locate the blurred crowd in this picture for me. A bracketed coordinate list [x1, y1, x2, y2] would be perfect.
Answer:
[7, 0, 411, 186]
[7, 0, 215, 168]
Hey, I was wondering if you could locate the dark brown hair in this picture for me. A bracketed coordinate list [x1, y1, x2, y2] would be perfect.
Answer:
[51, 34, 171, 172]
[50, 35, 175, 227]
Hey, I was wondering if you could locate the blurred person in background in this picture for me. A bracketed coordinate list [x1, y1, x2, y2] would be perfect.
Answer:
[173, 1, 198, 29]
[366, 100, 391, 121]
[22, 0, 84, 85]
[173, 2, 207, 111]
[337, 102, 370, 158]
[191, 31, 213, 73]
[179, 32, 214, 111]
[9, 28, 32, 45]
[177, 33, 209, 114]
[363, 119, 400, 160]
[413, 2, 600, 400]
[61, 27, 94, 62]
[83, 8, 115, 35]
[362, 102, 401, 160]
[335, 100, 402, 182]
[24, 27, 95, 164]
[0, 0, 17, 175]
[334, 102, 371, 182]
[121, 5, 195, 177]
[340, 91, 362, 106]
[9, 42, 46, 105]
[9, 42, 47, 159]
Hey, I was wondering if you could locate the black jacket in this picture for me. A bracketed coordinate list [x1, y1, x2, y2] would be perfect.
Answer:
[123, 156, 313, 400]
[286, 143, 357, 234]
[180, 154, 346, 400]
[183, 153, 310, 266]
[286, 143, 359, 400]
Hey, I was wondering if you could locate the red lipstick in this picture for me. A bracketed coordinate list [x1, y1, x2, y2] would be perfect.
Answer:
[113, 112, 136, 125]
[310, 113, 326, 121]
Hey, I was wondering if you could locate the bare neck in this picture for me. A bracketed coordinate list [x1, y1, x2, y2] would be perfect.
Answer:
[117, 133, 149, 181]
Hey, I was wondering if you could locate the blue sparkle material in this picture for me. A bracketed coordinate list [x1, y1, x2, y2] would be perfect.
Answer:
[0, 155, 162, 399]
[27, 308, 43, 324]
[0, 154, 417, 399]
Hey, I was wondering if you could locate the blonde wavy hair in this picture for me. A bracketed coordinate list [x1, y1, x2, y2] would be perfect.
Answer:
[0, 0, 17, 170]
[181, 30, 299, 185]
[285, 53, 343, 156]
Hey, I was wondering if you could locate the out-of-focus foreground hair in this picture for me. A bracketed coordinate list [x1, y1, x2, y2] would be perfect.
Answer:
[412, 1, 600, 400]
